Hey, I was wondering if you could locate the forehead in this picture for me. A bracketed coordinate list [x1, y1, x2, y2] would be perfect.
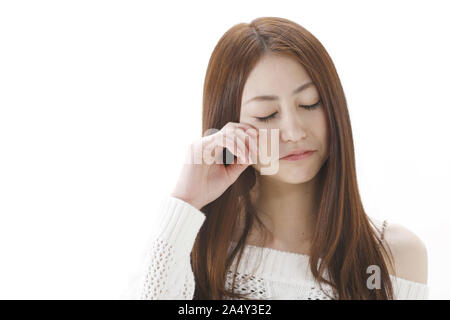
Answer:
[241, 53, 314, 101]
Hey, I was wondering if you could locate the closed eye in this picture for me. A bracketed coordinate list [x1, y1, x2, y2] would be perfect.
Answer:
[256, 101, 321, 123]
[256, 112, 277, 122]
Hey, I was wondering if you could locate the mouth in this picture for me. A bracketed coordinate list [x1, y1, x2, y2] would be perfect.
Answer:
[280, 150, 316, 161]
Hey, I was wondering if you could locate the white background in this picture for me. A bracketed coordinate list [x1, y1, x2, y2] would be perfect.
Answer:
[0, 0, 448, 299]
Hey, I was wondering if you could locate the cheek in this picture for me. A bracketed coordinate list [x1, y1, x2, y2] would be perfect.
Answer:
[313, 110, 329, 154]
[251, 127, 279, 172]
[238, 109, 245, 122]
[320, 112, 328, 139]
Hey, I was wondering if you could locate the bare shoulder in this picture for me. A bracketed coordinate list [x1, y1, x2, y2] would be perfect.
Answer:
[383, 221, 428, 284]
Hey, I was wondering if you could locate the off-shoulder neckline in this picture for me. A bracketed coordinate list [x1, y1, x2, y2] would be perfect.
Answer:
[229, 240, 428, 287]
[230, 240, 310, 259]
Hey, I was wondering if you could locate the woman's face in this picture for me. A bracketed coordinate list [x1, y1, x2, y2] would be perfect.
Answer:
[239, 53, 329, 184]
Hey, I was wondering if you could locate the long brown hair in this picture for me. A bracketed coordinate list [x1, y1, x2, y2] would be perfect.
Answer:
[191, 17, 396, 300]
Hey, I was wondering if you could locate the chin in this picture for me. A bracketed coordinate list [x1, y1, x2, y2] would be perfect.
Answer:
[276, 170, 317, 184]
[257, 165, 318, 184]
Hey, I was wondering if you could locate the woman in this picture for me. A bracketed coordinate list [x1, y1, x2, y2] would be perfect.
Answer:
[127, 17, 428, 300]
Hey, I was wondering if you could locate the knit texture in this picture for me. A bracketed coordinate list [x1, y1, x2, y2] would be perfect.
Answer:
[122, 195, 429, 300]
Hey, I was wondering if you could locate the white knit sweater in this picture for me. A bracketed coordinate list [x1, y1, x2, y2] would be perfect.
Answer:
[122, 195, 429, 300]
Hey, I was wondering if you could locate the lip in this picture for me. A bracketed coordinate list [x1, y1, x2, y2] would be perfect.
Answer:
[280, 150, 316, 161]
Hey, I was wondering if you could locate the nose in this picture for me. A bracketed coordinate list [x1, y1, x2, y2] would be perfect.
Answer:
[279, 110, 307, 143]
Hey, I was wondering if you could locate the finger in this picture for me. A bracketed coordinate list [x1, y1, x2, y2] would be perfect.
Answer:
[235, 128, 257, 164]
[238, 121, 259, 133]
[219, 145, 239, 165]
[234, 128, 251, 163]
[213, 144, 225, 164]
[243, 127, 259, 139]
[221, 121, 257, 135]
[220, 128, 246, 163]
[205, 128, 251, 165]
[202, 131, 232, 159]
[224, 134, 247, 164]
[209, 130, 246, 164]
[247, 133, 258, 164]
[238, 126, 259, 163]
[202, 132, 219, 154]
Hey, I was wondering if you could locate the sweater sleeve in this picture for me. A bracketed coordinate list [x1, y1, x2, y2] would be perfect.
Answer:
[122, 195, 206, 300]
[389, 275, 429, 299]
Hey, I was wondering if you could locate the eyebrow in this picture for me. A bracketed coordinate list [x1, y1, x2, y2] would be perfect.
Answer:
[244, 81, 314, 105]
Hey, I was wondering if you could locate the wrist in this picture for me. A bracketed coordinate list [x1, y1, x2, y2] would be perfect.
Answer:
[170, 192, 203, 210]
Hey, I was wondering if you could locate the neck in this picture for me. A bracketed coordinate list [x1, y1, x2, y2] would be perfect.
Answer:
[249, 172, 321, 252]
